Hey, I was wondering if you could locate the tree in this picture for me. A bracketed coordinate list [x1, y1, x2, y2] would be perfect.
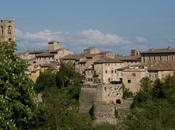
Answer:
[122, 84, 133, 99]
[0, 43, 43, 130]
[56, 62, 83, 88]
[34, 69, 56, 93]
[125, 75, 175, 130]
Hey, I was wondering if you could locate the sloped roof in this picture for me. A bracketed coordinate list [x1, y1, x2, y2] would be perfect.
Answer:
[120, 56, 141, 61]
[62, 53, 84, 60]
[147, 62, 175, 71]
[94, 56, 123, 64]
[28, 50, 47, 54]
[36, 52, 54, 57]
[141, 47, 175, 54]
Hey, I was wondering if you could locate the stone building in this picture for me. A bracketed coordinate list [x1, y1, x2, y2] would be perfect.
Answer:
[62, 48, 115, 78]
[83, 47, 101, 55]
[118, 65, 148, 93]
[120, 56, 141, 66]
[96, 84, 123, 104]
[0, 20, 15, 43]
[93, 57, 124, 84]
[147, 62, 175, 81]
[130, 49, 141, 57]
[17, 41, 73, 65]
[48, 41, 63, 51]
[141, 47, 175, 64]
[17, 41, 72, 82]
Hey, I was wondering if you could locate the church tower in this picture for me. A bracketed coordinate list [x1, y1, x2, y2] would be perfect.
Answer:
[0, 20, 15, 43]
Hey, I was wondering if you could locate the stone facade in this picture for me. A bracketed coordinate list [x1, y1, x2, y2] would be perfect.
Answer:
[141, 47, 175, 64]
[0, 20, 15, 43]
[83, 47, 101, 55]
[118, 65, 148, 93]
[94, 57, 124, 84]
[96, 84, 123, 104]
[17, 41, 72, 82]
[48, 41, 63, 51]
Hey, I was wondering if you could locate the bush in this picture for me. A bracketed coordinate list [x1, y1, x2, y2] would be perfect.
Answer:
[123, 84, 133, 99]
[0, 42, 44, 130]
[125, 75, 175, 130]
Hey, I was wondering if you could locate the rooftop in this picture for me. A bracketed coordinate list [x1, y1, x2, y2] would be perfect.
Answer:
[147, 62, 175, 71]
[94, 56, 123, 64]
[141, 47, 175, 54]
[36, 52, 54, 57]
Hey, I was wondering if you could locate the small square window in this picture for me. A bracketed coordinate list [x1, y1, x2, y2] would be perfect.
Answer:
[132, 73, 136, 76]
[128, 80, 131, 83]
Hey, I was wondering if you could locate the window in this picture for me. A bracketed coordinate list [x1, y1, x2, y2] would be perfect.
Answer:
[8, 38, 12, 42]
[116, 99, 121, 104]
[105, 70, 107, 73]
[111, 70, 114, 73]
[1, 26, 3, 34]
[120, 78, 123, 82]
[8, 26, 12, 34]
[128, 80, 131, 83]
[132, 73, 136, 76]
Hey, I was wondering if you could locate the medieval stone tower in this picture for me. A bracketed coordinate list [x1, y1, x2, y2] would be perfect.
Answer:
[0, 20, 15, 43]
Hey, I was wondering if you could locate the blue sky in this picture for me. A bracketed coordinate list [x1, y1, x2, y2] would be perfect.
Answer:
[1, 0, 175, 54]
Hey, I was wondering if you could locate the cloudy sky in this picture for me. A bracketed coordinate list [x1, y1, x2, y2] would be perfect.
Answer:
[1, 0, 175, 54]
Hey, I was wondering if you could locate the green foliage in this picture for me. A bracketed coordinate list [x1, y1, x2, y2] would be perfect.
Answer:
[56, 62, 83, 88]
[33, 63, 117, 130]
[34, 69, 56, 93]
[0, 42, 43, 130]
[125, 75, 175, 130]
[91, 123, 116, 130]
[122, 84, 133, 99]
[36, 87, 92, 130]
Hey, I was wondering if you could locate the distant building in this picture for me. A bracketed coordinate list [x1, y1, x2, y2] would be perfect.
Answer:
[147, 62, 175, 81]
[118, 65, 148, 93]
[48, 41, 63, 51]
[17, 41, 73, 82]
[141, 47, 175, 64]
[83, 47, 101, 55]
[94, 57, 124, 84]
[0, 20, 15, 43]
[130, 49, 141, 57]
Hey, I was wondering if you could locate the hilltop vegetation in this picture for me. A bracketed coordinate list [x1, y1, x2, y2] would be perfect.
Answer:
[0, 43, 43, 130]
[34, 62, 115, 130]
[125, 76, 175, 130]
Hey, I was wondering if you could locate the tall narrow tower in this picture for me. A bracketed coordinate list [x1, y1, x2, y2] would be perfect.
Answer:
[0, 20, 15, 43]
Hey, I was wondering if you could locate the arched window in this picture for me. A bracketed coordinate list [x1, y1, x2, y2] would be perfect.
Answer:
[1, 26, 3, 34]
[116, 99, 121, 104]
[8, 26, 12, 34]
[8, 38, 12, 42]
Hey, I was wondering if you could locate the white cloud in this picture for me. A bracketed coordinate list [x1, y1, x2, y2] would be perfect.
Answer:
[80, 29, 124, 44]
[136, 36, 148, 43]
[16, 28, 148, 53]
[16, 28, 130, 50]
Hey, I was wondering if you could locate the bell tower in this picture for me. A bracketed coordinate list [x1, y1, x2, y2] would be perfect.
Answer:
[0, 20, 15, 43]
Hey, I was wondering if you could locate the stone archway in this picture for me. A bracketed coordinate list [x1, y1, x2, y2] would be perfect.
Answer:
[116, 99, 121, 104]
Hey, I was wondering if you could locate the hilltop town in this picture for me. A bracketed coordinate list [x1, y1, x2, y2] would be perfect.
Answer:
[1, 20, 175, 127]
